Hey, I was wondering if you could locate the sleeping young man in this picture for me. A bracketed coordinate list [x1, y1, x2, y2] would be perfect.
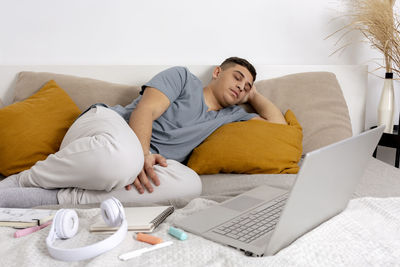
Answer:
[0, 57, 286, 208]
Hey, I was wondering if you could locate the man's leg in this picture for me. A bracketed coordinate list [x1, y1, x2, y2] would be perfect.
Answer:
[57, 160, 202, 205]
[0, 106, 143, 192]
[0, 188, 58, 208]
[0, 174, 59, 208]
[0, 174, 19, 189]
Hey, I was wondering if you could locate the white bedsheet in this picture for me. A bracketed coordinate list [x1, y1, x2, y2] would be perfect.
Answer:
[0, 197, 399, 267]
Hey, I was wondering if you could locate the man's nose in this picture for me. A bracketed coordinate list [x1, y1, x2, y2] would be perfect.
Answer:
[236, 84, 244, 92]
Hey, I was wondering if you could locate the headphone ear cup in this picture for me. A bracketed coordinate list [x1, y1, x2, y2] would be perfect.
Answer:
[101, 197, 124, 227]
[55, 209, 79, 239]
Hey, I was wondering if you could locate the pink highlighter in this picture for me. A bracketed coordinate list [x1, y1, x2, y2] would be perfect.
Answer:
[14, 221, 52, 238]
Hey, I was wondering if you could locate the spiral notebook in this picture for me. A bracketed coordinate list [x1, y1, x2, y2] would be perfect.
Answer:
[90, 206, 174, 233]
[0, 208, 55, 228]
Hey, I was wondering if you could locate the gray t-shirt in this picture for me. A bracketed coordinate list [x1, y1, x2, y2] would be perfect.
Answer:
[110, 66, 257, 163]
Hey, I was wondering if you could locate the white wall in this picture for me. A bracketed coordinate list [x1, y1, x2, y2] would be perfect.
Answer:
[0, 0, 398, 165]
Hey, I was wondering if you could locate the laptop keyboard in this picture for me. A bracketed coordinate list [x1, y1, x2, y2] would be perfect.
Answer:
[212, 194, 289, 243]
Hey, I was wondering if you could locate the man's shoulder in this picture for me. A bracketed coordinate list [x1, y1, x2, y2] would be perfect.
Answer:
[165, 66, 202, 87]
[164, 66, 190, 75]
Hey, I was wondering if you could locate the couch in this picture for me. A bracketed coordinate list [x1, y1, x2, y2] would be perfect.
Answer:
[0, 65, 399, 266]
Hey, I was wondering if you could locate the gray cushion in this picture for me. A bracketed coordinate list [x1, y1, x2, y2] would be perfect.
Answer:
[14, 71, 141, 111]
[242, 72, 352, 154]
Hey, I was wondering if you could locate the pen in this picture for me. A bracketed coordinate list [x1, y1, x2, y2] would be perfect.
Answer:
[119, 241, 173, 261]
[14, 220, 52, 238]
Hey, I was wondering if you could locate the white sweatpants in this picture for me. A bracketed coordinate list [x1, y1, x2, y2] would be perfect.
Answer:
[16, 106, 202, 204]
[57, 159, 202, 205]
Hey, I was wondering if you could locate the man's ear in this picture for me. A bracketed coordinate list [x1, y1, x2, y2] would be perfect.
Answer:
[212, 66, 222, 80]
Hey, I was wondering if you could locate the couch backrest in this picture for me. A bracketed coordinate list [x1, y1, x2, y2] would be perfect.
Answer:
[11, 69, 354, 154]
[0, 65, 367, 135]
[14, 71, 141, 111]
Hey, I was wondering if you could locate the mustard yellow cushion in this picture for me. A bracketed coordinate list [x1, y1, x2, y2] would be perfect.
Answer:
[187, 110, 303, 174]
[0, 80, 81, 176]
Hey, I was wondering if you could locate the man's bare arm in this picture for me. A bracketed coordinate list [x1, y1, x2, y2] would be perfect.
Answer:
[247, 86, 287, 125]
[129, 87, 170, 155]
[126, 87, 170, 193]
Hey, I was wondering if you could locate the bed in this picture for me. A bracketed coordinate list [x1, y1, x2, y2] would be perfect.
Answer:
[0, 65, 399, 266]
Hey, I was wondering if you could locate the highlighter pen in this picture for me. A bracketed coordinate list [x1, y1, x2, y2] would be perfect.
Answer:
[119, 241, 173, 261]
[14, 220, 52, 238]
[168, 226, 187, 240]
[134, 233, 163, 245]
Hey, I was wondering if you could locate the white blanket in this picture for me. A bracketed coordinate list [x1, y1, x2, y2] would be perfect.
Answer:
[0, 197, 399, 267]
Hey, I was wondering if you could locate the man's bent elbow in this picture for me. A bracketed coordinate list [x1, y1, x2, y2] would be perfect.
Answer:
[251, 116, 287, 125]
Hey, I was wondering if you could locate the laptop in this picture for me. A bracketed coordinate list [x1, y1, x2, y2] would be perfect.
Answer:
[175, 125, 385, 257]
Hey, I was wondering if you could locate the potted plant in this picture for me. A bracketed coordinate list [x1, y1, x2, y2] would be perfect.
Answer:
[328, 0, 399, 133]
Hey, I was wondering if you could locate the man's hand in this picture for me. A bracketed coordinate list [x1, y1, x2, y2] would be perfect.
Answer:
[247, 84, 257, 103]
[239, 85, 258, 104]
[125, 154, 168, 194]
[245, 84, 287, 125]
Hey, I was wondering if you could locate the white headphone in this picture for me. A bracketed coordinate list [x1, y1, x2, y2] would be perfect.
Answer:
[46, 197, 128, 262]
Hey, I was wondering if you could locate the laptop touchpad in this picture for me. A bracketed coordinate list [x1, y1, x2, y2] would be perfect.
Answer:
[221, 195, 264, 212]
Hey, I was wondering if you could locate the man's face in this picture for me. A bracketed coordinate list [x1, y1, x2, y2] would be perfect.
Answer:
[212, 64, 254, 107]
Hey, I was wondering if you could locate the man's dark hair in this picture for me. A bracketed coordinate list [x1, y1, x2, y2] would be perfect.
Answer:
[220, 57, 257, 82]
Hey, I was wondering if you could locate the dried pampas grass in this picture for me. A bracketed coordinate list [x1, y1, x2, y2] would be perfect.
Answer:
[328, 0, 400, 77]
